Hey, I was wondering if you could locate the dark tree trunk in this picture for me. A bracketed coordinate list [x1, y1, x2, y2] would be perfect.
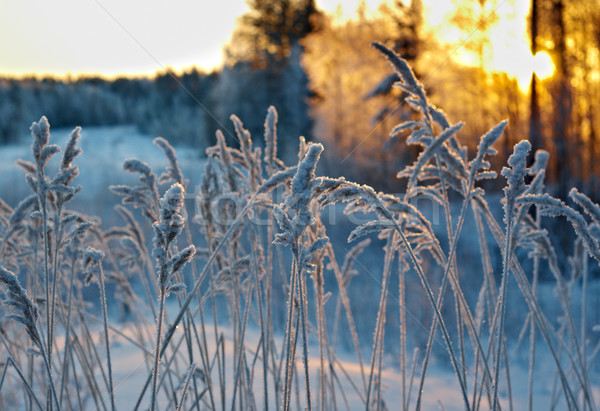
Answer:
[552, 0, 572, 199]
[529, 0, 542, 166]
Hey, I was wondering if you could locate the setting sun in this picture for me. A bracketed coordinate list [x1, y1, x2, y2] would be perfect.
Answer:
[495, 50, 556, 92]
[482, 0, 556, 91]
[532, 51, 555, 79]
[494, 49, 556, 92]
[421, 0, 556, 92]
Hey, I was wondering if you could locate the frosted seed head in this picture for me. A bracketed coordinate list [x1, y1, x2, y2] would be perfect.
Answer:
[167, 283, 186, 296]
[407, 122, 463, 189]
[230, 114, 253, 154]
[282, 144, 323, 232]
[516, 195, 600, 261]
[529, 150, 549, 176]
[30, 117, 50, 160]
[470, 121, 506, 185]
[258, 167, 296, 194]
[390, 121, 421, 138]
[0, 198, 11, 215]
[306, 236, 328, 255]
[264, 106, 278, 166]
[428, 106, 450, 129]
[152, 246, 167, 264]
[9, 195, 38, 227]
[297, 136, 307, 162]
[216, 129, 238, 192]
[154, 137, 184, 185]
[159, 183, 185, 220]
[290, 144, 323, 198]
[152, 183, 189, 278]
[124, 159, 153, 177]
[0, 266, 40, 346]
[69, 221, 94, 240]
[372, 42, 420, 95]
[502, 140, 531, 223]
[84, 247, 104, 268]
[507, 140, 531, 169]
[40, 145, 61, 165]
[167, 245, 196, 275]
[570, 188, 600, 225]
[273, 205, 292, 232]
[319, 186, 360, 208]
[479, 120, 507, 154]
[16, 159, 36, 175]
[52, 166, 80, 187]
[61, 127, 83, 171]
[348, 220, 393, 242]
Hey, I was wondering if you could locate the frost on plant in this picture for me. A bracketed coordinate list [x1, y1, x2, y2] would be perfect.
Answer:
[0, 35, 598, 411]
[152, 183, 195, 296]
[0, 266, 41, 348]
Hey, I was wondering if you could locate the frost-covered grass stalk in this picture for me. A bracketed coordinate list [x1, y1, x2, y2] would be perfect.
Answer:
[83, 248, 116, 411]
[28, 118, 57, 377]
[149, 183, 195, 411]
[274, 143, 330, 411]
[492, 140, 531, 410]
[0, 267, 61, 411]
[1, 31, 599, 411]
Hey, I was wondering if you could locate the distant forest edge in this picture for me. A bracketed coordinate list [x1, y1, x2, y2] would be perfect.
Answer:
[0, 61, 312, 156]
[2, 0, 599, 196]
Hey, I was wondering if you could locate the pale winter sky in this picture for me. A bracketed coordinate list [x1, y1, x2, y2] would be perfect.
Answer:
[0, 0, 457, 77]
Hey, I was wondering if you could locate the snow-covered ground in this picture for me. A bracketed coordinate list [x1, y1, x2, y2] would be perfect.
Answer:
[97, 315, 600, 410]
[1, 124, 598, 410]
[105, 321, 467, 410]
[0, 124, 205, 222]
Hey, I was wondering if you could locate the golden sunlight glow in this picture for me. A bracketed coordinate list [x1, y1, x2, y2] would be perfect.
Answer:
[422, 0, 555, 92]
[532, 51, 555, 79]
[477, 0, 551, 91]
[492, 49, 555, 92]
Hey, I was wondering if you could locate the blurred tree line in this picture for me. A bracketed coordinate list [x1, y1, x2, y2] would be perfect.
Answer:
[0, 0, 320, 166]
[421, 0, 600, 198]
[302, 0, 600, 196]
[0, 72, 216, 147]
[0, 0, 598, 196]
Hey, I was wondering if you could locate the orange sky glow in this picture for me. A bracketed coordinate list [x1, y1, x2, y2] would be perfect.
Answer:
[0, 0, 553, 88]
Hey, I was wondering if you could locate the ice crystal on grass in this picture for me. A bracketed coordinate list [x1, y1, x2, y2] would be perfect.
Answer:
[153, 184, 185, 256]
[49, 127, 84, 205]
[502, 140, 531, 226]
[111, 159, 160, 222]
[264, 105, 278, 170]
[60, 127, 83, 171]
[154, 137, 185, 187]
[152, 183, 195, 294]
[518, 193, 600, 263]
[285, 144, 323, 226]
[301, 236, 329, 275]
[0, 266, 40, 348]
[215, 130, 239, 193]
[26, 117, 61, 201]
[6, 196, 37, 234]
[2, 35, 599, 411]
[30, 117, 59, 168]
[372, 42, 425, 102]
[404, 122, 464, 190]
[230, 114, 254, 161]
[83, 247, 105, 285]
[470, 120, 506, 183]
[167, 245, 195, 274]
[570, 188, 600, 225]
